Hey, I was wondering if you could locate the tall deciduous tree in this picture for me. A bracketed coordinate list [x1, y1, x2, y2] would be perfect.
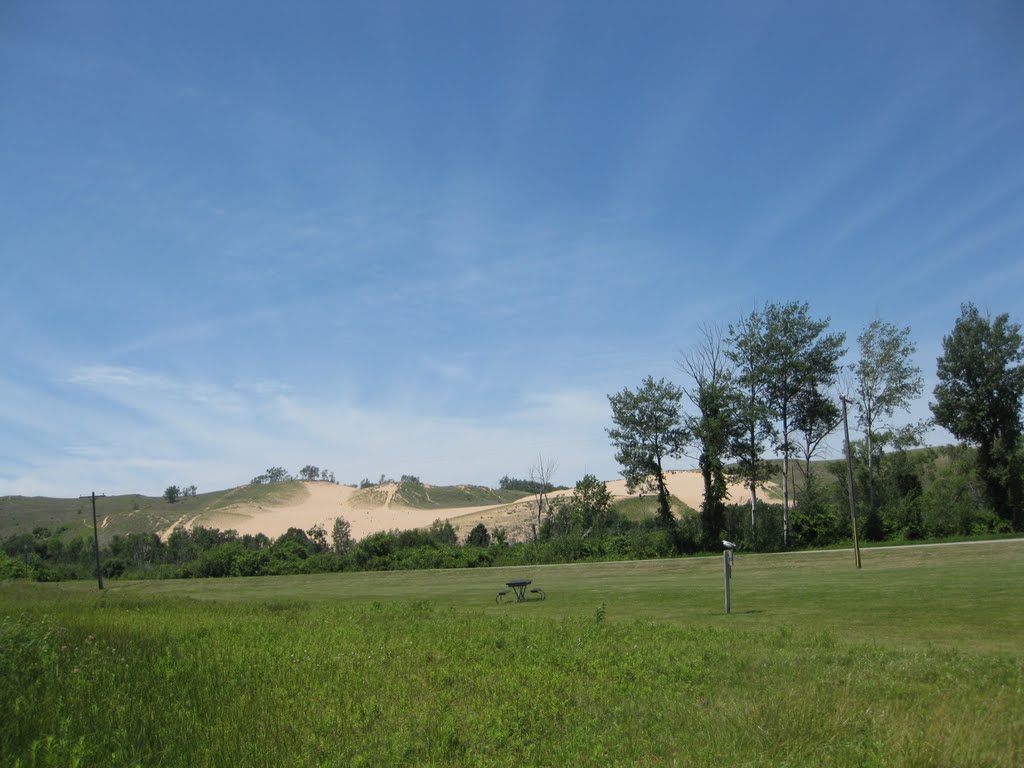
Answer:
[851, 319, 924, 517]
[726, 309, 776, 533]
[570, 473, 613, 533]
[607, 376, 689, 524]
[931, 303, 1024, 529]
[428, 519, 458, 546]
[761, 302, 846, 547]
[331, 516, 354, 555]
[680, 325, 742, 548]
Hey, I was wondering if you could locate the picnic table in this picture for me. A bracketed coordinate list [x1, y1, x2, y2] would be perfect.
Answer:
[496, 579, 545, 604]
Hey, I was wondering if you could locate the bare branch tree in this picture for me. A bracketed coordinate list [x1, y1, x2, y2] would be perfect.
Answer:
[528, 453, 558, 543]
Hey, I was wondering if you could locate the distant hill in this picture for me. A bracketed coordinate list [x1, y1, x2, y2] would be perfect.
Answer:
[0, 471, 764, 545]
[0, 480, 532, 544]
[0, 481, 310, 543]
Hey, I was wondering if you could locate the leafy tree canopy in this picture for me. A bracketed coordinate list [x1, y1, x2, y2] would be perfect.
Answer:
[931, 303, 1024, 528]
[607, 376, 689, 524]
[466, 523, 490, 547]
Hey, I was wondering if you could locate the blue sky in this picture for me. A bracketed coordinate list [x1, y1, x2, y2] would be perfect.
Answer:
[2, 1, 1022, 497]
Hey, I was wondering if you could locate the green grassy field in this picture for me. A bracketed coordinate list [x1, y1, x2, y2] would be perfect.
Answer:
[2, 541, 1022, 766]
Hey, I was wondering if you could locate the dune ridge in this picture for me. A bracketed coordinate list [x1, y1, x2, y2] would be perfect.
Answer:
[159, 470, 763, 543]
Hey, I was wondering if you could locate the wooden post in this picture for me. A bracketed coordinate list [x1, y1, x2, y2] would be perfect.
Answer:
[82, 492, 105, 590]
[840, 397, 862, 569]
[723, 550, 733, 614]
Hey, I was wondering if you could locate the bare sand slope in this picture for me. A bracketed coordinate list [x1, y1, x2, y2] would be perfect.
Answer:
[196, 482, 357, 539]
[605, 470, 755, 506]
[165, 471, 765, 544]
[167, 482, 525, 542]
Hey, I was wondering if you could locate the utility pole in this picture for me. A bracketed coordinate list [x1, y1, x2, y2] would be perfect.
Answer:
[839, 397, 862, 569]
[81, 492, 106, 589]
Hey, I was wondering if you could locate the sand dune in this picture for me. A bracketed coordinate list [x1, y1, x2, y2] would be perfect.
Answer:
[450, 471, 759, 541]
[608, 470, 754, 508]
[161, 470, 764, 544]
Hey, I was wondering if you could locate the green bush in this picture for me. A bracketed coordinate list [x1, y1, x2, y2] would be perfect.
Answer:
[0, 554, 29, 580]
[232, 549, 273, 577]
[466, 523, 490, 547]
[789, 483, 842, 548]
[31, 564, 62, 582]
[192, 543, 245, 578]
[919, 456, 986, 537]
[880, 494, 924, 540]
[101, 557, 127, 578]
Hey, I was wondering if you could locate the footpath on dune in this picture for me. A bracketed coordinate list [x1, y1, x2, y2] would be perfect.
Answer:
[161, 471, 764, 544]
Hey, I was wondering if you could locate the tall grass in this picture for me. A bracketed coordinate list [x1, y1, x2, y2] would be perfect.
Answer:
[3, 543, 1022, 767]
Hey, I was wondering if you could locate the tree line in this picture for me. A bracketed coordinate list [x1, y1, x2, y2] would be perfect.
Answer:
[162, 465, 340, 503]
[250, 465, 338, 485]
[0, 475, 701, 581]
[607, 300, 1024, 551]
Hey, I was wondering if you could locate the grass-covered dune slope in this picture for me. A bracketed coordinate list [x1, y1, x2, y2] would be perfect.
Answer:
[0, 482, 311, 541]
[2, 541, 1021, 767]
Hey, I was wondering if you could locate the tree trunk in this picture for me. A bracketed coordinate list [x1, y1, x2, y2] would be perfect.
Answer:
[750, 482, 758, 531]
[782, 413, 790, 548]
[700, 452, 726, 549]
[866, 415, 875, 517]
[792, 454, 800, 508]
[782, 453, 790, 547]
[655, 457, 672, 524]
[748, 419, 758, 534]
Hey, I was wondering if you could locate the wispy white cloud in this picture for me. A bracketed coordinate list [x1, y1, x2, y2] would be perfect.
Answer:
[1, 364, 628, 497]
[67, 365, 245, 412]
[235, 379, 295, 396]
[420, 357, 469, 380]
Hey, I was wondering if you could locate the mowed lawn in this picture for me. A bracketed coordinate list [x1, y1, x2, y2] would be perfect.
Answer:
[2, 541, 1022, 767]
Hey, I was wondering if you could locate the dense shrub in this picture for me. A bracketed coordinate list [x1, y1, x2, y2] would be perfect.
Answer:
[101, 557, 127, 578]
[790, 484, 843, 548]
[232, 549, 273, 577]
[498, 475, 557, 494]
[0, 554, 29, 580]
[192, 543, 246, 578]
[466, 523, 490, 548]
